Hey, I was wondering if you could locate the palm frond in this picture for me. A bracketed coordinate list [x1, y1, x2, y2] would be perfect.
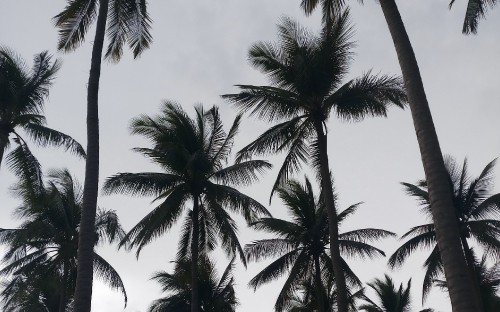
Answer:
[388, 230, 437, 268]
[93, 253, 127, 307]
[327, 71, 407, 122]
[22, 123, 85, 157]
[119, 185, 188, 256]
[53, 0, 99, 52]
[102, 172, 182, 197]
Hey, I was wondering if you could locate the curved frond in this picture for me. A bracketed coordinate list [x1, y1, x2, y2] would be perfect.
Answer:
[102, 172, 182, 197]
[93, 253, 127, 307]
[53, 0, 99, 52]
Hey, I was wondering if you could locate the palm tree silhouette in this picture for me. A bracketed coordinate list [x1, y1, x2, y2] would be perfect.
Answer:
[223, 12, 406, 312]
[147, 256, 238, 312]
[53, 1, 152, 309]
[389, 157, 500, 304]
[299, 1, 480, 310]
[245, 177, 394, 311]
[0, 47, 84, 171]
[0, 168, 127, 312]
[103, 102, 270, 312]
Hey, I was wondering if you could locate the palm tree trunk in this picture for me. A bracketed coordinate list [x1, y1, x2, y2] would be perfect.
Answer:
[73, 0, 109, 311]
[314, 120, 348, 312]
[58, 260, 69, 312]
[191, 195, 200, 312]
[378, 1, 480, 311]
[460, 236, 484, 310]
[314, 253, 326, 312]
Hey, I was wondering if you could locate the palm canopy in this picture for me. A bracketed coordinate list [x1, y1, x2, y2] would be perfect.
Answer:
[449, 0, 498, 34]
[0, 47, 85, 170]
[222, 11, 406, 199]
[388, 156, 500, 300]
[359, 275, 434, 312]
[54, 0, 152, 61]
[245, 177, 395, 311]
[0, 168, 127, 311]
[103, 102, 271, 264]
[147, 256, 238, 312]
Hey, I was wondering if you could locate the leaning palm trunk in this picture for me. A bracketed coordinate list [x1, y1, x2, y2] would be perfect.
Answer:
[314, 121, 348, 312]
[378, 0, 480, 310]
[73, 0, 109, 311]
[191, 195, 200, 312]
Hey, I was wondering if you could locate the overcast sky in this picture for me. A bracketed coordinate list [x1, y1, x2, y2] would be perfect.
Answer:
[1, 1, 499, 311]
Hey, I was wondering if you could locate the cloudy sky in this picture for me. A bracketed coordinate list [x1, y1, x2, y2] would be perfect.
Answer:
[1, 0, 499, 311]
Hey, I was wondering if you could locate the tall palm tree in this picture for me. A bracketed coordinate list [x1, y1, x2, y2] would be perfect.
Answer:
[299, 1, 480, 310]
[53, 1, 152, 310]
[449, 0, 498, 33]
[0, 168, 127, 312]
[223, 12, 406, 312]
[0, 47, 84, 171]
[389, 157, 500, 303]
[359, 275, 434, 312]
[147, 256, 238, 312]
[102, 102, 271, 312]
[245, 177, 395, 312]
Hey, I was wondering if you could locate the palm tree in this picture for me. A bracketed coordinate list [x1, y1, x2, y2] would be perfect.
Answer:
[147, 256, 238, 312]
[223, 12, 406, 312]
[245, 177, 395, 311]
[0, 47, 84, 171]
[435, 254, 500, 312]
[359, 275, 434, 312]
[53, 1, 152, 309]
[449, 0, 498, 33]
[388, 157, 500, 303]
[102, 102, 271, 312]
[299, 1, 480, 310]
[0, 168, 127, 312]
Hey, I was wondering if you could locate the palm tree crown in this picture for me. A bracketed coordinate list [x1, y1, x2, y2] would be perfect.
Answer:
[147, 256, 238, 312]
[245, 177, 394, 311]
[223, 12, 406, 196]
[389, 156, 500, 300]
[0, 47, 85, 170]
[0, 168, 127, 311]
[54, 0, 152, 61]
[103, 102, 270, 312]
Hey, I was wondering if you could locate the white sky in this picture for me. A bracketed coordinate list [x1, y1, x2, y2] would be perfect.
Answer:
[1, 1, 499, 311]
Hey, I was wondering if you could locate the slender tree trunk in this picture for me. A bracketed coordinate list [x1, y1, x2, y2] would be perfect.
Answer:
[378, 1, 480, 310]
[58, 260, 69, 312]
[191, 195, 200, 312]
[461, 235, 484, 311]
[314, 120, 348, 312]
[73, 0, 108, 311]
[314, 253, 326, 312]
